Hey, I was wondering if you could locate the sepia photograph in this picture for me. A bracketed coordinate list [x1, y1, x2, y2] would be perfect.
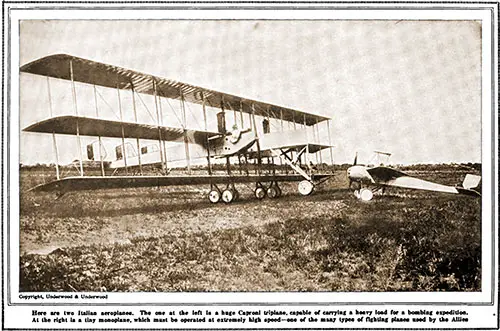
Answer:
[3, 2, 498, 330]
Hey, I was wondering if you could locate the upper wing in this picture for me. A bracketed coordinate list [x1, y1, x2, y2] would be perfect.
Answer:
[20, 54, 330, 126]
[367, 166, 464, 195]
[23, 116, 220, 145]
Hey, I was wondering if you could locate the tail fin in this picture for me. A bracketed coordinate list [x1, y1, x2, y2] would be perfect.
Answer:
[462, 174, 481, 190]
[456, 174, 481, 197]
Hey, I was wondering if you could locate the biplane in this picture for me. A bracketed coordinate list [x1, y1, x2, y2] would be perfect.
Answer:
[21, 54, 335, 203]
[347, 153, 481, 201]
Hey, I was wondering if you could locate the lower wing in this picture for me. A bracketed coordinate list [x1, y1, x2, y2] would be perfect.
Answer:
[27, 174, 330, 192]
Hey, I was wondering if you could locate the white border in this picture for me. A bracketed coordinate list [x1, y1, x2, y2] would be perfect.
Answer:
[3, 2, 498, 329]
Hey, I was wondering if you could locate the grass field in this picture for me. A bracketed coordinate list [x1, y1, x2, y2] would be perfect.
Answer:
[19, 165, 481, 292]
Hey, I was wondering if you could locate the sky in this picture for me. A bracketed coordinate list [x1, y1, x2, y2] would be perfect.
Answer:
[19, 19, 482, 165]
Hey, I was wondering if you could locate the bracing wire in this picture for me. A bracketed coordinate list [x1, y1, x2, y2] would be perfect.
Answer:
[134, 91, 157, 123]
[163, 97, 184, 128]
[94, 87, 121, 121]
[184, 101, 203, 130]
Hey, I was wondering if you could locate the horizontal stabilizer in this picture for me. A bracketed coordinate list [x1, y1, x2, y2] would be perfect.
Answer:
[27, 174, 330, 193]
[23, 116, 220, 145]
[21, 54, 330, 125]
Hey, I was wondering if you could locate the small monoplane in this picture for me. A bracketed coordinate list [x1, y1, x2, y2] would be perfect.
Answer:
[347, 153, 481, 201]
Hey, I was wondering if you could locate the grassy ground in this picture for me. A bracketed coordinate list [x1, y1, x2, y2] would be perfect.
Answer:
[19, 166, 481, 292]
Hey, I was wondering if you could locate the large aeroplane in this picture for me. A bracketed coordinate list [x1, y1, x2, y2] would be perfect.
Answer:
[21, 54, 335, 203]
[346, 153, 481, 201]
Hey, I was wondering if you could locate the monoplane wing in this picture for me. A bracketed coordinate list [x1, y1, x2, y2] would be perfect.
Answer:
[28, 174, 330, 192]
[367, 167, 480, 196]
[23, 116, 220, 144]
[20, 54, 330, 125]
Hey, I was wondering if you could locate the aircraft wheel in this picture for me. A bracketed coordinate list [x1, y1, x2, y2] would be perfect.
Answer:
[255, 187, 266, 200]
[222, 189, 235, 204]
[298, 180, 314, 196]
[359, 188, 373, 201]
[208, 189, 221, 203]
[233, 189, 240, 201]
[353, 190, 360, 199]
[267, 186, 279, 199]
[275, 184, 282, 198]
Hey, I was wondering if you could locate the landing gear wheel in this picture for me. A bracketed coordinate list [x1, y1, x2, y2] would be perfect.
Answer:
[208, 189, 221, 203]
[267, 186, 279, 199]
[298, 180, 314, 196]
[275, 184, 282, 198]
[222, 189, 235, 204]
[359, 188, 373, 201]
[233, 189, 240, 201]
[255, 187, 266, 200]
[354, 190, 360, 199]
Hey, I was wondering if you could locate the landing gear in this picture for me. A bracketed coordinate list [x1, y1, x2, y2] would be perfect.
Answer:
[208, 189, 221, 203]
[266, 181, 282, 199]
[267, 186, 279, 199]
[222, 189, 235, 204]
[354, 188, 373, 201]
[350, 181, 361, 190]
[210, 184, 239, 204]
[255, 186, 266, 200]
[298, 180, 314, 196]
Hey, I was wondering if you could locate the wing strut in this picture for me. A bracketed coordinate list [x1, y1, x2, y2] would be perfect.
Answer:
[251, 103, 262, 176]
[92, 85, 106, 176]
[180, 89, 191, 174]
[116, 86, 129, 175]
[157, 86, 169, 171]
[131, 86, 142, 175]
[202, 92, 213, 177]
[239, 100, 245, 129]
[69, 59, 84, 176]
[46, 77, 60, 180]
[270, 149, 312, 182]
[303, 114, 310, 175]
[153, 80, 166, 173]
[327, 119, 334, 166]
[314, 119, 321, 166]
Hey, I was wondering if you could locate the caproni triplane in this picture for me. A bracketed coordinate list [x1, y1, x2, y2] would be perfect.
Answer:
[21, 54, 335, 203]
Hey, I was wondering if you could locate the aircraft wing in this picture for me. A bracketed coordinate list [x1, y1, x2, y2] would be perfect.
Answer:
[23, 116, 220, 144]
[366, 167, 480, 196]
[258, 129, 332, 153]
[20, 54, 330, 125]
[27, 174, 330, 192]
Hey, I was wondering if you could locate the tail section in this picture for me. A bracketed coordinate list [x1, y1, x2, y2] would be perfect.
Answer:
[457, 174, 481, 197]
[462, 174, 481, 190]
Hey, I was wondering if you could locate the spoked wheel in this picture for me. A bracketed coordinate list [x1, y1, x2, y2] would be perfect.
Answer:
[267, 186, 279, 199]
[298, 180, 314, 196]
[275, 184, 282, 198]
[254, 186, 266, 200]
[222, 189, 235, 204]
[208, 189, 221, 203]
